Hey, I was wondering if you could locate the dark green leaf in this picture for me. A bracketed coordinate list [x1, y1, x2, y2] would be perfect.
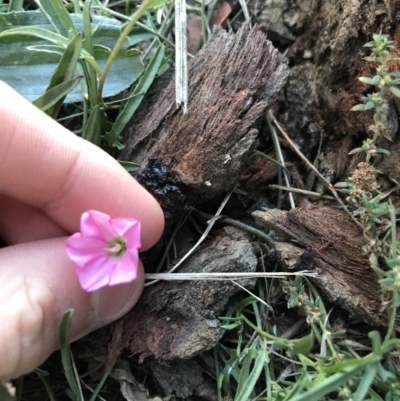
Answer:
[118, 161, 141, 172]
[83, 104, 102, 145]
[33, 76, 82, 111]
[44, 32, 83, 117]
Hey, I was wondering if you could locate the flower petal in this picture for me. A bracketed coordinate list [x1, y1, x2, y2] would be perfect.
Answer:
[80, 210, 118, 240]
[111, 217, 140, 236]
[120, 220, 141, 249]
[66, 234, 107, 267]
[108, 250, 139, 286]
[75, 255, 117, 292]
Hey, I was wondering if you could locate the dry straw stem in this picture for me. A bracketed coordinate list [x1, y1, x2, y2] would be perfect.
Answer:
[174, 0, 188, 112]
[268, 111, 363, 229]
[145, 271, 319, 280]
[144, 190, 233, 287]
[269, 185, 335, 200]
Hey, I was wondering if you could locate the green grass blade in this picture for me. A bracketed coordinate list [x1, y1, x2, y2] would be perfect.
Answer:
[33, 76, 82, 112]
[36, 0, 76, 37]
[106, 43, 165, 147]
[59, 309, 81, 401]
[235, 340, 267, 401]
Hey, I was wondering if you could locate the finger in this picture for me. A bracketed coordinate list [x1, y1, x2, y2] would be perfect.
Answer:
[0, 237, 145, 381]
[0, 194, 67, 243]
[0, 81, 164, 251]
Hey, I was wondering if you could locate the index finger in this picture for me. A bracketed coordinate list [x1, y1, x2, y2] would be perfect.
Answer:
[0, 81, 164, 251]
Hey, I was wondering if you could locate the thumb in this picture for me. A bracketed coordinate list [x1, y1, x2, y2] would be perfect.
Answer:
[0, 237, 144, 381]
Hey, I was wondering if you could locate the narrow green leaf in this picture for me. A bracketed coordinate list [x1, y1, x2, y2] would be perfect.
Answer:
[36, 0, 76, 37]
[0, 26, 69, 47]
[88, 366, 113, 401]
[35, 371, 58, 401]
[106, 44, 165, 146]
[389, 86, 400, 98]
[83, 105, 102, 145]
[389, 71, 400, 77]
[235, 347, 253, 394]
[351, 104, 367, 111]
[353, 363, 379, 401]
[289, 365, 366, 401]
[235, 340, 267, 401]
[33, 76, 82, 112]
[27, 44, 64, 56]
[359, 76, 374, 84]
[8, 0, 23, 11]
[45, 33, 83, 117]
[59, 309, 81, 400]
[118, 161, 141, 172]
[376, 148, 390, 155]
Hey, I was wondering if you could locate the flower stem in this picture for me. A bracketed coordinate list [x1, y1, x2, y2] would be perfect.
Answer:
[98, 0, 155, 100]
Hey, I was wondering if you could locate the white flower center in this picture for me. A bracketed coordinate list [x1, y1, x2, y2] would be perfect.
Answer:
[106, 238, 127, 257]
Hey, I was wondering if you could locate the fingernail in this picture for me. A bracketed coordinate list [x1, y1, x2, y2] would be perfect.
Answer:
[92, 278, 143, 325]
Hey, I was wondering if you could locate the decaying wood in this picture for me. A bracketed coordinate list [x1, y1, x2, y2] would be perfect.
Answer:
[274, 0, 400, 186]
[108, 228, 257, 363]
[253, 206, 399, 329]
[121, 24, 289, 221]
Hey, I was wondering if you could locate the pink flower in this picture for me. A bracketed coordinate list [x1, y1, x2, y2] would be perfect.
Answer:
[65, 210, 141, 292]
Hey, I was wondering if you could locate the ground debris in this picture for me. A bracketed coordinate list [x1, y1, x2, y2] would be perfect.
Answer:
[108, 229, 257, 364]
[253, 206, 399, 329]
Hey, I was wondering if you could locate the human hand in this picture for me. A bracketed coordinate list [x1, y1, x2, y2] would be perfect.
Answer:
[0, 81, 164, 381]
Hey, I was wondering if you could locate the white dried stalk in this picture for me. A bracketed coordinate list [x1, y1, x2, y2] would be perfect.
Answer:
[175, 0, 188, 113]
[145, 271, 319, 281]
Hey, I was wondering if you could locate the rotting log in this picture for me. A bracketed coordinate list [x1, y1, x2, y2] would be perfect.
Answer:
[120, 23, 289, 222]
[108, 228, 257, 362]
[253, 206, 400, 330]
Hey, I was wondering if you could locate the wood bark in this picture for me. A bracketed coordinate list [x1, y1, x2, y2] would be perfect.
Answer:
[120, 23, 289, 222]
[108, 228, 257, 362]
[253, 206, 400, 330]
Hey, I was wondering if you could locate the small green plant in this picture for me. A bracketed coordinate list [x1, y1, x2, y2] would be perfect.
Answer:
[351, 32, 400, 161]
